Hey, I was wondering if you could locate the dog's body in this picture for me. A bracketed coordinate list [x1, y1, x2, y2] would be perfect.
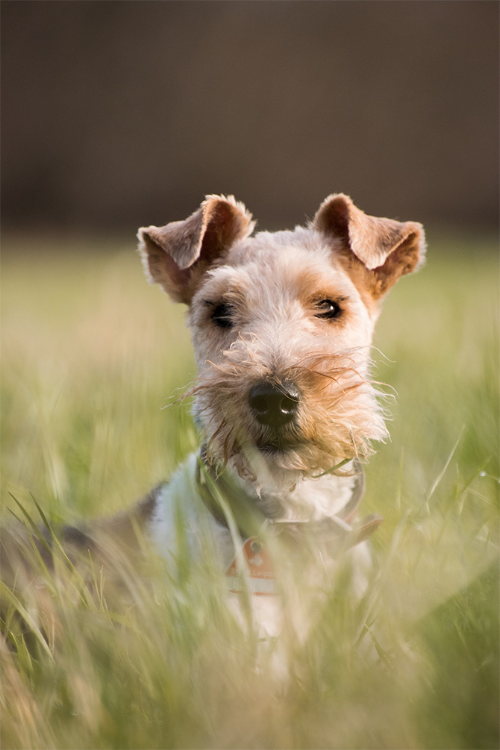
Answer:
[139, 452, 373, 641]
[1, 193, 425, 645]
[136, 192, 424, 638]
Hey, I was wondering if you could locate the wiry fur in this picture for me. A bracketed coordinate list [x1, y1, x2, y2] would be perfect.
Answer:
[189, 344, 386, 480]
[186, 236, 386, 490]
[138, 195, 425, 494]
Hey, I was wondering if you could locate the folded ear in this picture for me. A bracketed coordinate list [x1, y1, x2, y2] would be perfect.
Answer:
[313, 193, 426, 299]
[138, 195, 255, 304]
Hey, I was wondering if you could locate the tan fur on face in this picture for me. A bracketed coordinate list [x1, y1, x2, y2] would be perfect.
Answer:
[188, 238, 386, 484]
[139, 194, 424, 486]
[138, 195, 255, 304]
[189, 346, 386, 481]
[313, 193, 426, 299]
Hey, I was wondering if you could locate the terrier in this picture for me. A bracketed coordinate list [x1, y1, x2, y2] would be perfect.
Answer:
[133, 193, 425, 636]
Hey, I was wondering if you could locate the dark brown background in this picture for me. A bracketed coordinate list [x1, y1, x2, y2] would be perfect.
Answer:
[2, 1, 498, 235]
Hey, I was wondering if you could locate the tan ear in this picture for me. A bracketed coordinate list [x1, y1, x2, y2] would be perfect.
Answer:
[313, 193, 426, 298]
[138, 195, 254, 304]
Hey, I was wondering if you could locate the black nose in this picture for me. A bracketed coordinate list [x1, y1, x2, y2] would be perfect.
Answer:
[248, 381, 300, 428]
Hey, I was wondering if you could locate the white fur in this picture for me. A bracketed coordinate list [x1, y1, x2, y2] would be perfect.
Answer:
[148, 453, 368, 642]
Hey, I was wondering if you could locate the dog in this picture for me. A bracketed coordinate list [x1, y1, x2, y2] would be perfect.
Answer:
[1, 193, 425, 649]
[133, 192, 426, 638]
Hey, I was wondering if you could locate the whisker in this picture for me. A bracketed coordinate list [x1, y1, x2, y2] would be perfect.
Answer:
[183, 332, 389, 476]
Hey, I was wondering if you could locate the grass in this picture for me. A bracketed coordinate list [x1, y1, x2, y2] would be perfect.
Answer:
[0, 232, 499, 749]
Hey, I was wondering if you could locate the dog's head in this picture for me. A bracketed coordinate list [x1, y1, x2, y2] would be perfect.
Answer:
[138, 194, 425, 489]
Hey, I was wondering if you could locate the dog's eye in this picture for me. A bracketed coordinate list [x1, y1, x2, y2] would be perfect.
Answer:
[211, 303, 234, 329]
[315, 299, 342, 320]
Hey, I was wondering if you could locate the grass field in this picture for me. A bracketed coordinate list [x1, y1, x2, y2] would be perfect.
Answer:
[1, 232, 499, 749]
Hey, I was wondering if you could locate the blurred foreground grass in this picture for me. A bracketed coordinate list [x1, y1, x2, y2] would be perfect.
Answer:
[0, 233, 499, 749]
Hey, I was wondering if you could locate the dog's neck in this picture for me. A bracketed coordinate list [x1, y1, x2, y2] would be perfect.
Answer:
[198, 447, 365, 528]
[149, 452, 381, 563]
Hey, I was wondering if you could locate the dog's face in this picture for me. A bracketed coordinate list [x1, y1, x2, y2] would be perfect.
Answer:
[139, 195, 425, 488]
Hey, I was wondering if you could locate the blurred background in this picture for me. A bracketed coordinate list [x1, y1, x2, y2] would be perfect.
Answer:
[1, 0, 499, 235]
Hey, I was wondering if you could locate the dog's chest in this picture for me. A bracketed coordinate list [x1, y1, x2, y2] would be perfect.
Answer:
[147, 454, 365, 639]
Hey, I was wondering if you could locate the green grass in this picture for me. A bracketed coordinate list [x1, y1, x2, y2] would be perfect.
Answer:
[1, 233, 499, 749]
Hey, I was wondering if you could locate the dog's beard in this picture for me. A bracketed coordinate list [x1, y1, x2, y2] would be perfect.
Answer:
[189, 340, 388, 488]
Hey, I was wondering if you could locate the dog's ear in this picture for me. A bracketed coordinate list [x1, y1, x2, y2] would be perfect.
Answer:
[138, 195, 254, 304]
[313, 193, 426, 299]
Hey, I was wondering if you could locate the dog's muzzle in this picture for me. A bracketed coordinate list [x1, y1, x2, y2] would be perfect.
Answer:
[248, 381, 300, 429]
